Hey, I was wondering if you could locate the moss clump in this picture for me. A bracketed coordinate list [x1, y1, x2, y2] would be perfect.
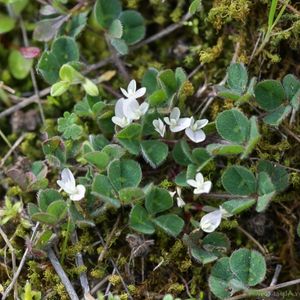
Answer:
[200, 37, 224, 64]
[109, 274, 122, 286]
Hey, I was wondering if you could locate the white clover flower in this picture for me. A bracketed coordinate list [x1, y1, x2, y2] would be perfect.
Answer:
[123, 98, 149, 120]
[57, 168, 86, 201]
[120, 79, 146, 100]
[187, 172, 212, 195]
[153, 118, 166, 137]
[169, 187, 186, 207]
[185, 117, 208, 143]
[164, 107, 191, 132]
[112, 98, 132, 128]
[200, 208, 222, 233]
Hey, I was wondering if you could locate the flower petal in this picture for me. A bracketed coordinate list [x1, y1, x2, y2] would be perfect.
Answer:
[115, 98, 126, 117]
[70, 184, 86, 201]
[128, 79, 136, 94]
[176, 196, 186, 207]
[195, 172, 204, 185]
[187, 179, 198, 188]
[57, 168, 76, 194]
[123, 99, 140, 120]
[195, 119, 209, 129]
[170, 118, 191, 132]
[200, 209, 222, 233]
[170, 107, 181, 121]
[139, 102, 149, 115]
[163, 117, 171, 125]
[186, 128, 206, 143]
[202, 181, 212, 194]
[135, 87, 146, 98]
[120, 87, 128, 98]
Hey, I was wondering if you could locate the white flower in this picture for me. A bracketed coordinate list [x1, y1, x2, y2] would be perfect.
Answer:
[57, 168, 86, 201]
[200, 208, 222, 233]
[123, 98, 149, 120]
[153, 118, 166, 137]
[120, 79, 146, 100]
[112, 98, 132, 128]
[164, 107, 191, 132]
[169, 187, 186, 207]
[185, 117, 208, 143]
[187, 172, 212, 195]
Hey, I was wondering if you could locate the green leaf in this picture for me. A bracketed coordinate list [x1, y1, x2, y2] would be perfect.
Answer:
[111, 38, 128, 55]
[229, 248, 266, 286]
[50, 81, 70, 97]
[257, 160, 289, 192]
[254, 80, 285, 111]
[216, 109, 250, 144]
[37, 36, 79, 84]
[145, 186, 173, 215]
[129, 204, 155, 234]
[263, 104, 292, 126]
[27, 203, 40, 216]
[217, 87, 241, 101]
[291, 89, 300, 111]
[119, 187, 145, 204]
[222, 199, 256, 215]
[257, 172, 275, 195]
[92, 174, 120, 207]
[84, 151, 110, 170]
[59, 64, 83, 82]
[209, 257, 234, 299]
[102, 144, 126, 160]
[82, 78, 99, 96]
[256, 192, 275, 212]
[202, 232, 230, 254]
[189, 0, 202, 14]
[119, 10, 145, 45]
[116, 123, 142, 139]
[42, 137, 66, 166]
[192, 148, 211, 167]
[227, 63, 248, 94]
[94, 0, 122, 29]
[141, 140, 168, 168]
[191, 248, 218, 264]
[108, 159, 142, 191]
[8, 50, 33, 80]
[57, 112, 83, 140]
[158, 69, 177, 99]
[282, 74, 300, 101]
[206, 143, 244, 156]
[241, 116, 260, 159]
[47, 200, 67, 221]
[31, 212, 57, 225]
[142, 68, 159, 95]
[172, 140, 193, 166]
[175, 171, 189, 187]
[108, 19, 123, 38]
[38, 189, 63, 212]
[153, 214, 184, 237]
[148, 89, 168, 106]
[222, 165, 256, 195]
[0, 13, 16, 34]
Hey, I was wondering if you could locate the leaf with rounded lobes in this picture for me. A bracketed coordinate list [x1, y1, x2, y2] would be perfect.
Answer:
[94, 0, 122, 29]
[108, 159, 142, 191]
[172, 140, 194, 166]
[102, 144, 126, 161]
[282, 74, 300, 101]
[254, 80, 285, 111]
[227, 63, 248, 94]
[108, 19, 123, 39]
[142, 68, 159, 95]
[141, 140, 168, 168]
[42, 136, 66, 165]
[257, 172, 275, 195]
[158, 69, 177, 98]
[47, 200, 67, 221]
[202, 232, 230, 254]
[28, 203, 40, 216]
[57, 112, 83, 140]
[84, 151, 110, 170]
[82, 78, 99, 96]
[129, 204, 155, 234]
[153, 214, 184, 237]
[116, 123, 142, 139]
[8, 50, 33, 80]
[229, 248, 266, 286]
[38, 189, 63, 212]
[191, 248, 218, 264]
[222, 165, 256, 195]
[31, 212, 57, 225]
[175, 171, 189, 187]
[291, 89, 300, 111]
[119, 187, 145, 204]
[92, 174, 120, 208]
[37, 36, 79, 84]
[119, 10, 145, 45]
[111, 38, 128, 55]
[145, 186, 173, 215]
[192, 148, 211, 167]
[257, 160, 289, 192]
[217, 87, 241, 101]
[59, 64, 83, 82]
[216, 109, 250, 144]
[189, 0, 202, 14]
[206, 143, 244, 156]
[148, 89, 168, 106]
[209, 257, 235, 299]
[256, 192, 275, 212]
[0, 13, 15, 34]
[263, 104, 292, 126]
[222, 199, 256, 215]
[50, 81, 70, 97]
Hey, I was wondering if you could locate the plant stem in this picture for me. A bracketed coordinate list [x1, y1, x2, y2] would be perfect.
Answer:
[61, 213, 71, 265]
[0, 128, 12, 148]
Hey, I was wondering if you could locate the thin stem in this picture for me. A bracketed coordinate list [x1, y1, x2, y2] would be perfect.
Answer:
[61, 213, 71, 265]
[0, 128, 12, 148]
